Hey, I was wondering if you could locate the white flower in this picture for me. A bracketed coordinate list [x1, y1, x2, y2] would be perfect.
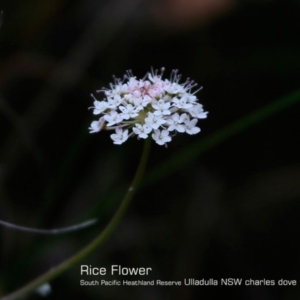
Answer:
[110, 128, 129, 144]
[104, 110, 123, 126]
[89, 117, 105, 133]
[152, 129, 172, 145]
[141, 95, 152, 106]
[189, 103, 208, 119]
[89, 68, 207, 146]
[152, 100, 171, 116]
[119, 104, 139, 120]
[109, 84, 128, 97]
[107, 94, 123, 108]
[92, 100, 108, 115]
[145, 112, 166, 130]
[166, 113, 186, 132]
[184, 117, 201, 135]
[164, 81, 185, 94]
[148, 73, 162, 84]
[185, 94, 197, 104]
[172, 96, 193, 110]
[132, 124, 152, 139]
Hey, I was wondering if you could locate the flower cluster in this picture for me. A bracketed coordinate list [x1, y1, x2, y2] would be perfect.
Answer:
[89, 68, 208, 146]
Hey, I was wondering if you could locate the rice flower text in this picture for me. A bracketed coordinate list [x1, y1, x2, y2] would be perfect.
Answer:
[89, 68, 208, 146]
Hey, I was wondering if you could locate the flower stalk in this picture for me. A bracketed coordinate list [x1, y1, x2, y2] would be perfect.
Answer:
[0, 138, 152, 300]
[0, 219, 97, 234]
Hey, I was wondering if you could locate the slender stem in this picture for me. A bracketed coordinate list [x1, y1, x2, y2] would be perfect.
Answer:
[0, 219, 97, 234]
[1, 138, 152, 300]
[144, 89, 300, 186]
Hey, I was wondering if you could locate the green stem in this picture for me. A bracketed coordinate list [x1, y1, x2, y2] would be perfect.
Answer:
[144, 89, 300, 185]
[1, 138, 152, 300]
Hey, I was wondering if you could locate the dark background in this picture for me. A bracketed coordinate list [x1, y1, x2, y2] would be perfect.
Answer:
[0, 0, 300, 299]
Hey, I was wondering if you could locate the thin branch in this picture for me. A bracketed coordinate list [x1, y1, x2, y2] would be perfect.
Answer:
[0, 218, 97, 234]
[0, 138, 151, 300]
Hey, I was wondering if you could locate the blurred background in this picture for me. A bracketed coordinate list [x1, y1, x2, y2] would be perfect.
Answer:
[0, 0, 300, 299]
